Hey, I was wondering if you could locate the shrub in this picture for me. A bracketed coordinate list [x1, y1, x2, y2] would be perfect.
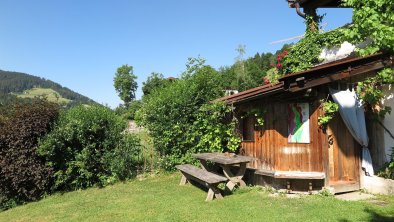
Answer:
[378, 147, 394, 180]
[158, 153, 198, 171]
[105, 133, 142, 181]
[38, 105, 132, 191]
[136, 60, 225, 169]
[0, 100, 59, 209]
[191, 102, 241, 153]
[115, 100, 142, 120]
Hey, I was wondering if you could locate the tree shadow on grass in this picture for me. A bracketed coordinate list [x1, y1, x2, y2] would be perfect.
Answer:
[186, 180, 233, 198]
[338, 208, 394, 222]
[363, 208, 394, 222]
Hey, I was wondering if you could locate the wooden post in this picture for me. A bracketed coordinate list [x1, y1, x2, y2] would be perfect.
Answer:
[205, 184, 223, 201]
[180, 175, 188, 185]
[222, 163, 248, 190]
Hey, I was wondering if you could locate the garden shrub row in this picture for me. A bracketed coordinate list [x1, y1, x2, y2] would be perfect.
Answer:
[136, 60, 241, 170]
[0, 100, 59, 209]
[0, 101, 142, 210]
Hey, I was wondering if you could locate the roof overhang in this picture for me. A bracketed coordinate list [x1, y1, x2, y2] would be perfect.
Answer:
[217, 53, 393, 104]
[216, 83, 284, 104]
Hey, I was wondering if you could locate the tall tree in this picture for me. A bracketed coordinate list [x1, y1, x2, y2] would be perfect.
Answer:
[142, 72, 168, 96]
[113, 65, 138, 106]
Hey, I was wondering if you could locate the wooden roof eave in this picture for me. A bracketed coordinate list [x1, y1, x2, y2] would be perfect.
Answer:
[281, 53, 392, 93]
[216, 52, 392, 105]
[216, 83, 284, 105]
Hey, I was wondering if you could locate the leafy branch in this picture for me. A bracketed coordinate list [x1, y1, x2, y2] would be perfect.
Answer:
[318, 99, 339, 127]
[242, 108, 266, 127]
[357, 68, 394, 119]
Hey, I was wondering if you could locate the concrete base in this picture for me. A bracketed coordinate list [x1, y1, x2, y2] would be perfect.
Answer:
[362, 175, 394, 195]
[335, 192, 375, 201]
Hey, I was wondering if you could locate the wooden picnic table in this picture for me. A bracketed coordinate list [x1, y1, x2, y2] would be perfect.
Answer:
[192, 152, 255, 190]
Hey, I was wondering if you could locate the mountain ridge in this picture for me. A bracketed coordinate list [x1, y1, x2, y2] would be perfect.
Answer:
[0, 69, 97, 106]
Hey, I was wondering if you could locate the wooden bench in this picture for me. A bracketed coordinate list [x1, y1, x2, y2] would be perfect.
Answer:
[255, 169, 325, 194]
[176, 164, 228, 201]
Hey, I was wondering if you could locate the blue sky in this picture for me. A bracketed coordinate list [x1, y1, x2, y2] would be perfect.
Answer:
[0, 0, 352, 108]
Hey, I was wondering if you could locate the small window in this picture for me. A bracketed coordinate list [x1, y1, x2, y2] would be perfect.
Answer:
[242, 115, 254, 141]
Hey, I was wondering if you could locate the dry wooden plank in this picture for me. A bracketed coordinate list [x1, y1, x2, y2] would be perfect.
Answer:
[327, 123, 335, 183]
[269, 103, 275, 171]
[273, 171, 325, 179]
[310, 103, 317, 172]
[175, 164, 227, 184]
[254, 169, 275, 177]
[255, 169, 325, 179]
[320, 101, 330, 187]
[192, 153, 255, 165]
[176, 164, 227, 201]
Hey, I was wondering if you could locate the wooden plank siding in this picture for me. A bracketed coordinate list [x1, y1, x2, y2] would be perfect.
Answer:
[239, 100, 325, 173]
[221, 54, 392, 192]
[327, 115, 360, 185]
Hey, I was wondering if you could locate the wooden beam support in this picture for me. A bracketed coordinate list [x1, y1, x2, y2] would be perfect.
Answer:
[288, 60, 388, 93]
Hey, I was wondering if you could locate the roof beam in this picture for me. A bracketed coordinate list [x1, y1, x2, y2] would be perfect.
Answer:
[288, 0, 348, 8]
[288, 59, 390, 92]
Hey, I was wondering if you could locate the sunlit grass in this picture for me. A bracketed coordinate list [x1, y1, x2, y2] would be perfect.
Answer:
[0, 173, 393, 222]
[14, 88, 71, 104]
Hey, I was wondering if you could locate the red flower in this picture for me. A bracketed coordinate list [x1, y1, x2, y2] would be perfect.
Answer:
[284, 50, 288, 55]
[276, 63, 282, 68]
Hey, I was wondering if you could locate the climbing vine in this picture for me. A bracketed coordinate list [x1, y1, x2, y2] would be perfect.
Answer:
[242, 108, 266, 127]
[281, 0, 393, 119]
[281, 0, 393, 74]
[318, 100, 339, 127]
[280, 27, 347, 75]
[342, 0, 394, 56]
[191, 102, 241, 153]
[357, 68, 394, 119]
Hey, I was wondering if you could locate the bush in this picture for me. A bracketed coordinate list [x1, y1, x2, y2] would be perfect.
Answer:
[38, 105, 136, 191]
[136, 61, 223, 161]
[191, 102, 241, 153]
[106, 133, 142, 181]
[115, 100, 142, 120]
[0, 100, 59, 209]
[158, 153, 198, 171]
[378, 147, 394, 180]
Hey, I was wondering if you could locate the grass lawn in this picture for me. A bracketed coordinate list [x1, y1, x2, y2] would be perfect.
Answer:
[1, 173, 393, 222]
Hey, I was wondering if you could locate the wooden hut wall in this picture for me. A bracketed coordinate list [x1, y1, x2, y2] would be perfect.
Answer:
[326, 115, 361, 187]
[239, 99, 326, 173]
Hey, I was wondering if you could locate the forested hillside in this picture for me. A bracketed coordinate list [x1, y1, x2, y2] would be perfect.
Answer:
[0, 70, 96, 105]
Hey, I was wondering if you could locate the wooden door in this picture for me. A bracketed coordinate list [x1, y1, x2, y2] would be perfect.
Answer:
[327, 115, 361, 193]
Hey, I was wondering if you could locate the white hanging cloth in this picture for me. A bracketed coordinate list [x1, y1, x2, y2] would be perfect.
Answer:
[329, 88, 374, 176]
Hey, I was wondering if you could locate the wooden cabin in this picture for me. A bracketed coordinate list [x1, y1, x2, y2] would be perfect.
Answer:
[218, 53, 393, 193]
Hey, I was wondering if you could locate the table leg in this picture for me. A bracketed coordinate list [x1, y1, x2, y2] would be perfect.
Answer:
[222, 163, 247, 190]
[206, 184, 223, 201]
[180, 175, 188, 185]
[199, 160, 209, 171]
